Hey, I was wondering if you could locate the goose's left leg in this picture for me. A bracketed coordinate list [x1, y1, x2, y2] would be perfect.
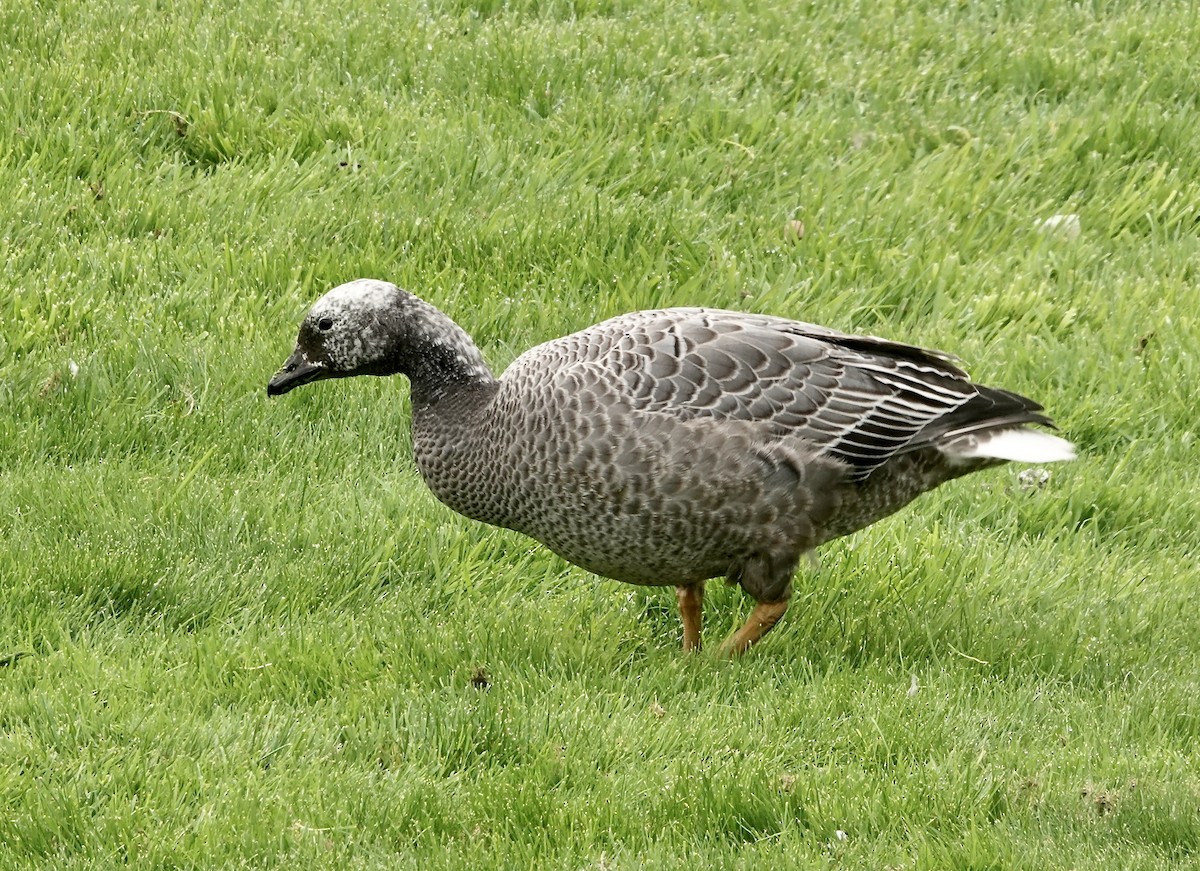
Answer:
[675, 582, 705, 652]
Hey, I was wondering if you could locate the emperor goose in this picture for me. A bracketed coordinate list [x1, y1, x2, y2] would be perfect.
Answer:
[268, 279, 1074, 655]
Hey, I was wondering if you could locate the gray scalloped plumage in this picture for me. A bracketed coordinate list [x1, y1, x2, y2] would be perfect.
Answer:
[269, 279, 1074, 655]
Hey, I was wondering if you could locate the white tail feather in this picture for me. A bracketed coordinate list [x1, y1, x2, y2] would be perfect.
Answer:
[945, 428, 1076, 464]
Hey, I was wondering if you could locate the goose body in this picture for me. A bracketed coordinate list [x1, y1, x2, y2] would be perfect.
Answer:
[268, 279, 1074, 654]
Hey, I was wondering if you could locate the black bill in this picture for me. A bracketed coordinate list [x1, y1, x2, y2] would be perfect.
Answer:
[267, 351, 328, 396]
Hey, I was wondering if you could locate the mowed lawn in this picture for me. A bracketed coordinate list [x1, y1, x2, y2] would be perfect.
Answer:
[3, 0, 1200, 867]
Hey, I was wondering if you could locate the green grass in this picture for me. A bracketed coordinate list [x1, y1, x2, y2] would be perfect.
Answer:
[3, 0, 1200, 866]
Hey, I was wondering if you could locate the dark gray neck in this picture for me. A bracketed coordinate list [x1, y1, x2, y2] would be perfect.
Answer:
[409, 357, 499, 412]
[395, 301, 498, 410]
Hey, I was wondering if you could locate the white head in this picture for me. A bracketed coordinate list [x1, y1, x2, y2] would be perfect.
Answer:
[305, 278, 404, 368]
[267, 279, 493, 399]
[267, 279, 405, 395]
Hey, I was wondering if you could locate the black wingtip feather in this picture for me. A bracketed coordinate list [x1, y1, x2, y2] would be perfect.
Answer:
[919, 383, 1057, 442]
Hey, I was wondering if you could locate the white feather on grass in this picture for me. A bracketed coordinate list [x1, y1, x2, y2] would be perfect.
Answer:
[945, 428, 1077, 464]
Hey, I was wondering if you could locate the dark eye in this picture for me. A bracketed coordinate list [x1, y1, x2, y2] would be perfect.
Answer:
[317, 317, 334, 332]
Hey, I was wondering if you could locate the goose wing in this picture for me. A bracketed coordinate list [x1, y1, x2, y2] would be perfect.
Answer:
[546, 308, 1032, 480]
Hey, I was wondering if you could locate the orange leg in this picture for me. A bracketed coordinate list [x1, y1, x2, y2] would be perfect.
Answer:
[675, 583, 705, 652]
[718, 600, 789, 657]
